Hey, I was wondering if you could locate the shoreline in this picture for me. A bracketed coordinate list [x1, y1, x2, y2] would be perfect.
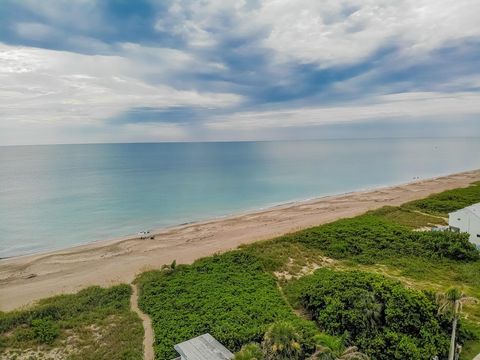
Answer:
[0, 179, 408, 261]
[2, 170, 468, 261]
[1, 169, 480, 311]
[0, 183, 399, 261]
[0, 177, 441, 261]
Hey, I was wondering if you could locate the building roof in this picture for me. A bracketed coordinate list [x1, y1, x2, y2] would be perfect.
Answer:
[467, 203, 480, 217]
[174, 333, 234, 360]
[451, 203, 480, 219]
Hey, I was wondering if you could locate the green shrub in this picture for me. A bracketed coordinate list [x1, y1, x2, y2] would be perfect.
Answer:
[310, 333, 368, 360]
[404, 181, 480, 216]
[0, 285, 133, 335]
[13, 328, 35, 342]
[369, 206, 447, 228]
[234, 343, 264, 360]
[0, 285, 143, 359]
[31, 319, 59, 344]
[287, 214, 478, 263]
[261, 321, 303, 360]
[284, 269, 450, 360]
[137, 251, 318, 360]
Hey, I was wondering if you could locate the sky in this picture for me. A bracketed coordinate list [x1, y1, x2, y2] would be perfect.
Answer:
[1, 0, 480, 145]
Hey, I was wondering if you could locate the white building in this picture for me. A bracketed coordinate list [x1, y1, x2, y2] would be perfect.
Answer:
[449, 203, 480, 248]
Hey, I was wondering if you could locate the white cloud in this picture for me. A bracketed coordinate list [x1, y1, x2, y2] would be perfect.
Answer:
[0, 43, 242, 128]
[154, 0, 264, 49]
[155, 0, 480, 66]
[118, 43, 227, 75]
[261, 0, 480, 66]
[206, 91, 480, 130]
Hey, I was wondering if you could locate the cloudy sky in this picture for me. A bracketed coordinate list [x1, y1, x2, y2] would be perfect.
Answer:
[1, 0, 480, 145]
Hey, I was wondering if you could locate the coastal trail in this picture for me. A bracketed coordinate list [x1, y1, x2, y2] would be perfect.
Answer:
[130, 283, 155, 360]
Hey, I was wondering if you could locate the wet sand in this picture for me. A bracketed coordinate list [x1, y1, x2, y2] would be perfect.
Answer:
[1, 169, 479, 311]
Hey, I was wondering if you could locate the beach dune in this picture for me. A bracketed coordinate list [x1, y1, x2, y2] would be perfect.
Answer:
[1, 169, 480, 311]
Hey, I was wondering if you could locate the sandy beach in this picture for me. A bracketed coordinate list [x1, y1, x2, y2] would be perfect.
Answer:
[1, 169, 480, 311]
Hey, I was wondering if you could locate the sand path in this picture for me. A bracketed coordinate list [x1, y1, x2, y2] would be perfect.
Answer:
[1, 169, 480, 311]
[130, 284, 155, 360]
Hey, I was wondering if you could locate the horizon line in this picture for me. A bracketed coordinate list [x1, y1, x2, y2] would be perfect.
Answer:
[2, 135, 480, 147]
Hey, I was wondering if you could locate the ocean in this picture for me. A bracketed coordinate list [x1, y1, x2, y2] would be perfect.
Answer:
[1, 138, 480, 258]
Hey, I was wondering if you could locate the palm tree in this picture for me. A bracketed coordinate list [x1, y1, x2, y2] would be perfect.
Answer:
[309, 333, 369, 360]
[234, 343, 264, 360]
[161, 259, 177, 273]
[261, 321, 302, 360]
[357, 292, 383, 332]
[437, 288, 478, 360]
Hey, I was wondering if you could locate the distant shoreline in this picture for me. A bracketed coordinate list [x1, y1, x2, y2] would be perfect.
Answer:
[1, 168, 480, 311]
[2, 168, 475, 260]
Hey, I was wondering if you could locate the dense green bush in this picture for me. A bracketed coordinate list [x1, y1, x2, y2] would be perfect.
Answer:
[261, 321, 303, 360]
[404, 181, 480, 216]
[31, 319, 59, 344]
[234, 343, 265, 360]
[284, 269, 451, 360]
[287, 215, 479, 263]
[137, 251, 318, 360]
[310, 333, 369, 360]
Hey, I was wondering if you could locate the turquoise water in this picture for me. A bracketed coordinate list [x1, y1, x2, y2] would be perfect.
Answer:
[1, 138, 480, 258]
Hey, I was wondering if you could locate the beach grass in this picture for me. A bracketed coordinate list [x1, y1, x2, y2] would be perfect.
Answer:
[368, 205, 447, 228]
[403, 181, 480, 217]
[0, 285, 143, 360]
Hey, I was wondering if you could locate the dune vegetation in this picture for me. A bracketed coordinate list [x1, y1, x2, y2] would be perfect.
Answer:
[0, 285, 143, 360]
[284, 269, 453, 359]
[136, 253, 319, 359]
[138, 181, 480, 360]
[403, 181, 480, 217]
